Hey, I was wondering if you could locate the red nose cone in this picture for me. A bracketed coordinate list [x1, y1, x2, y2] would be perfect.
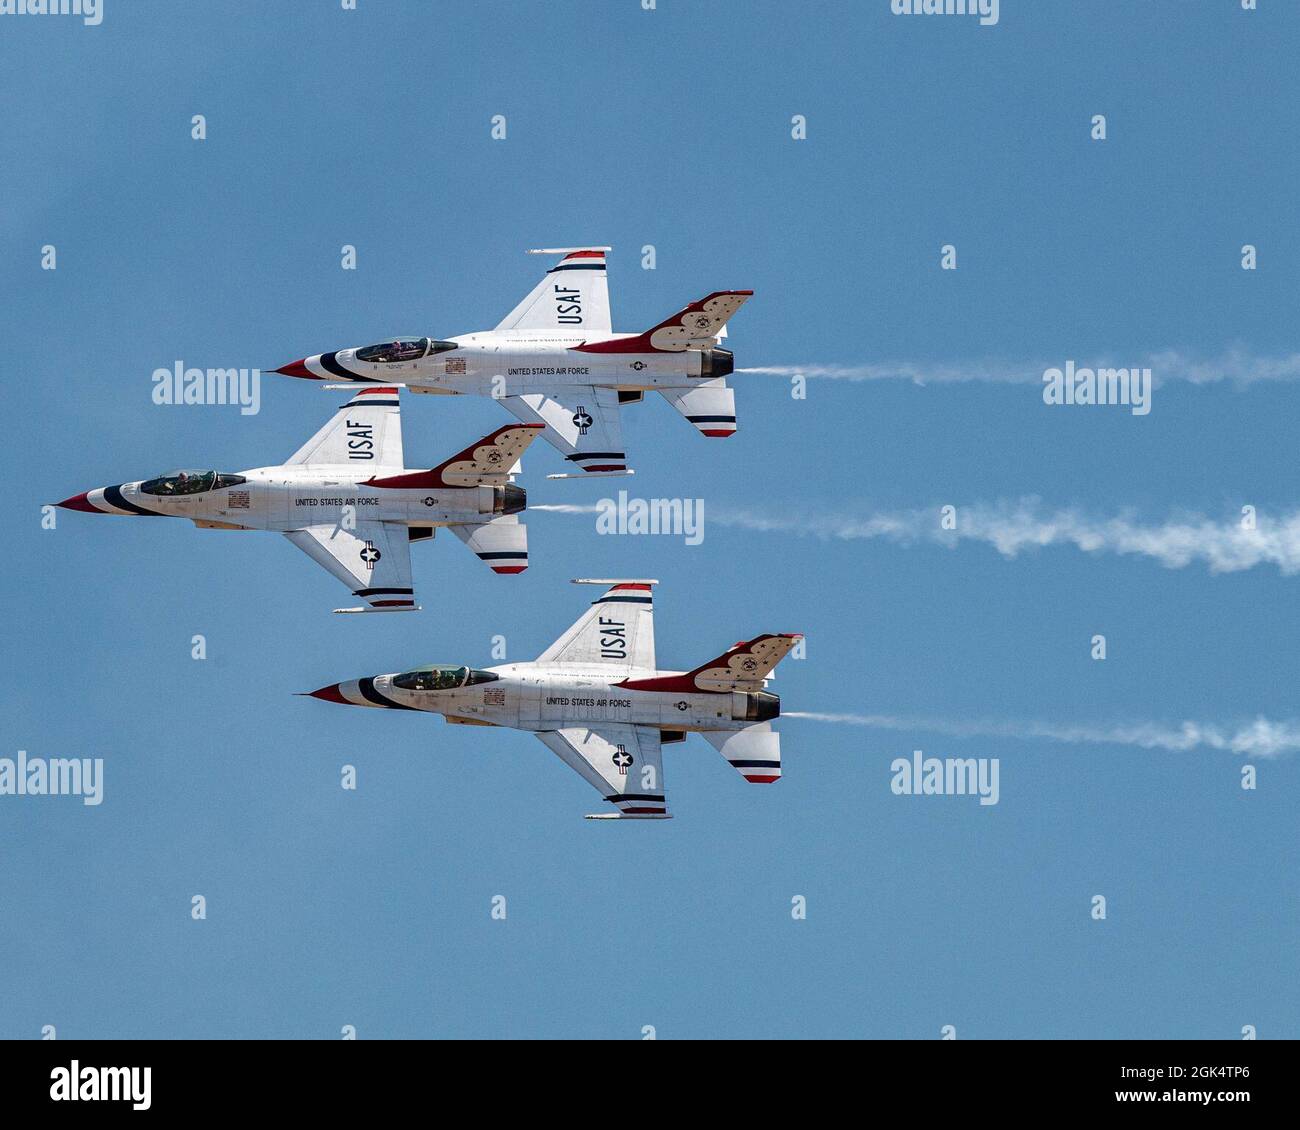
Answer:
[273, 358, 317, 379]
[306, 683, 349, 704]
[56, 491, 99, 513]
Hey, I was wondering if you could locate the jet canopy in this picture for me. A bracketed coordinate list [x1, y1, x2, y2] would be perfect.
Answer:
[355, 337, 458, 364]
[392, 665, 499, 692]
[139, 470, 247, 497]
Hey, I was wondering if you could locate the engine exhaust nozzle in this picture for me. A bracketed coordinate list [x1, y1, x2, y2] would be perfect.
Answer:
[738, 691, 780, 723]
[498, 483, 527, 515]
[700, 347, 734, 380]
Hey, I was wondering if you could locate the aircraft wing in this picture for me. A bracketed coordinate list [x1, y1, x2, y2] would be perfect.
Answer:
[499, 385, 627, 475]
[536, 723, 668, 818]
[285, 386, 403, 468]
[283, 519, 416, 613]
[495, 248, 612, 335]
[536, 581, 655, 671]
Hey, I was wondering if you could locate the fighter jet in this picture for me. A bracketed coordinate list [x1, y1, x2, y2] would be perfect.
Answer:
[305, 579, 799, 818]
[272, 248, 752, 478]
[54, 387, 544, 613]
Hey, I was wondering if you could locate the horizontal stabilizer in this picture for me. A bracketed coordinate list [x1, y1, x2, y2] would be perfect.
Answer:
[659, 380, 737, 437]
[704, 723, 781, 783]
[450, 514, 528, 574]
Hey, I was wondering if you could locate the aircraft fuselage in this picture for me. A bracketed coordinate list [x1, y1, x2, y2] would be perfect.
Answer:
[284, 332, 734, 396]
[62, 465, 518, 533]
[320, 661, 780, 736]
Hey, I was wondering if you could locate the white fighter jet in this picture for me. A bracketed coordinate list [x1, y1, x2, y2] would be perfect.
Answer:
[272, 248, 752, 478]
[54, 387, 544, 613]
[305, 579, 800, 818]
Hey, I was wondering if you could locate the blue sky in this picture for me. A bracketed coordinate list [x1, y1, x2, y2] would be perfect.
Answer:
[2, 1, 1297, 1039]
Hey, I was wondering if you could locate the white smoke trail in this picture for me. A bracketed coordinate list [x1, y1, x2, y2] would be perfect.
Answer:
[738, 348, 1300, 386]
[536, 499, 1300, 575]
[738, 361, 1033, 383]
[785, 711, 1300, 759]
[715, 500, 1300, 574]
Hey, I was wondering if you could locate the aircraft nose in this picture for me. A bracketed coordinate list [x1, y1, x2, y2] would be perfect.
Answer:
[55, 490, 103, 513]
[300, 678, 400, 708]
[273, 357, 318, 379]
[305, 682, 351, 704]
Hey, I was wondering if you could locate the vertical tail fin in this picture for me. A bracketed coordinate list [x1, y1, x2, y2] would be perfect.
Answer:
[617, 633, 800, 694]
[574, 291, 753, 354]
[365, 423, 544, 488]
[684, 633, 801, 692]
